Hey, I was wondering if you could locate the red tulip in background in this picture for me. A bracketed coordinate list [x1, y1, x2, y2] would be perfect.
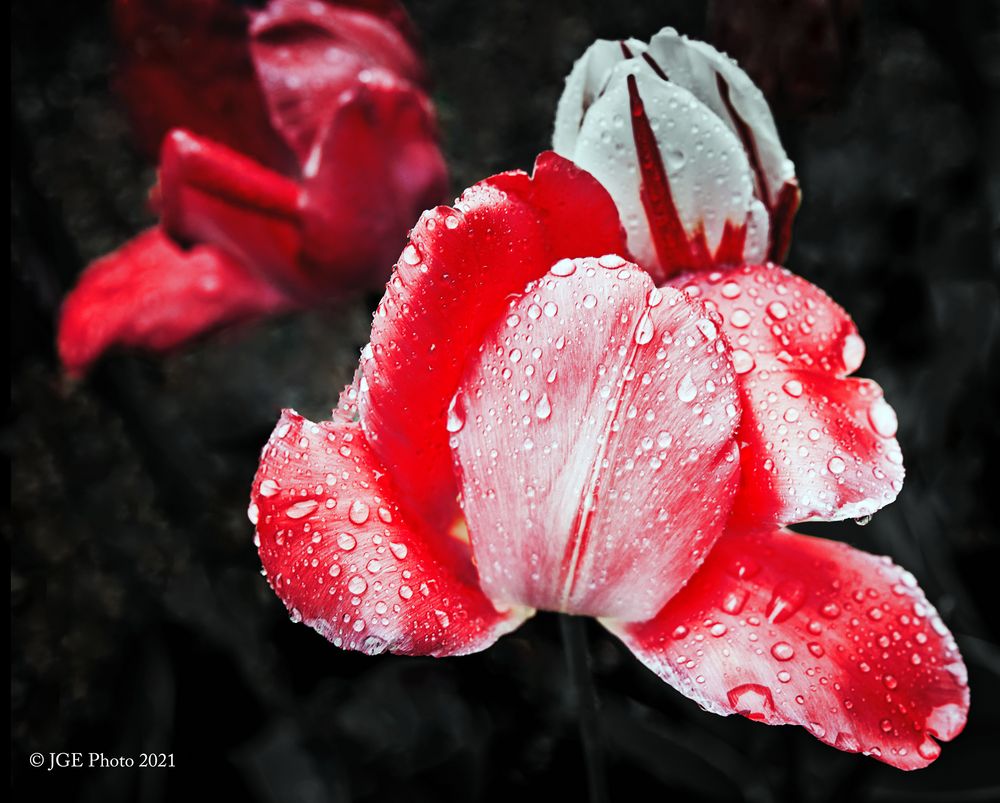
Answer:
[249, 29, 968, 768]
[57, 0, 448, 376]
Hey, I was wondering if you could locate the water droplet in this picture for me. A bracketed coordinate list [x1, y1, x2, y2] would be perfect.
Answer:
[676, 372, 697, 402]
[348, 575, 368, 594]
[782, 379, 803, 397]
[721, 281, 741, 299]
[535, 393, 552, 420]
[767, 301, 789, 320]
[634, 310, 655, 344]
[259, 479, 280, 497]
[337, 532, 357, 551]
[551, 259, 577, 277]
[722, 589, 749, 614]
[842, 334, 865, 373]
[247, 502, 259, 525]
[399, 584, 413, 600]
[389, 541, 408, 560]
[917, 737, 941, 761]
[771, 642, 795, 661]
[349, 500, 370, 524]
[710, 623, 728, 637]
[727, 684, 774, 721]
[730, 309, 751, 328]
[767, 580, 806, 623]
[868, 398, 898, 438]
[583, 294, 598, 309]
[286, 499, 318, 519]
[731, 349, 755, 374]
[828, 456, 846, 475]
[446, 394, 465, 433]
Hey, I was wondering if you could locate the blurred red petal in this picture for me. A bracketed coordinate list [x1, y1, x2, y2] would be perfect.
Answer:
[451, 257, 741, 620]
[250, 0, 426, 164]
[607, 527, 968, 770]
[359, 152, 628, 531]
[670, 263, 904, 524]
[298, 72, 448, 292]
[57, 228, 294, 375]
[252, 409, 530, 656]
[157, 129, 316, 298]
[114, 0, 291, 169]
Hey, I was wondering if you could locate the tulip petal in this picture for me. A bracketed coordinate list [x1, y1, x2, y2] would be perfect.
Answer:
[606, 528, 969, 770]
[643, 29, 799, 259]
[298, 70, 448, 292]
[57, 228, 294, 375]
[552, 37, 646, 156]
[114, 0, 291, 169]
[359, 152, 628, 531]
[252, 409, 530, 656]
[561, 60, 768, 281]
[670, 263, 904, 524]
[450, 257, 741, 620]
[157, 129, 315, 299]
[250, 0, 426, 165]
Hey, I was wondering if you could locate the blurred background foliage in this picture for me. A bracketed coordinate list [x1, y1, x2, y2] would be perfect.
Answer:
[10, 0, 1000, 800]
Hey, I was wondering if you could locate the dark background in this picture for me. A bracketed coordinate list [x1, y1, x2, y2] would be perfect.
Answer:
[10, 1, 1000, 800]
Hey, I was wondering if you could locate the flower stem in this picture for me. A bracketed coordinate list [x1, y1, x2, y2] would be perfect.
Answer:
[560, 614, 609, 803]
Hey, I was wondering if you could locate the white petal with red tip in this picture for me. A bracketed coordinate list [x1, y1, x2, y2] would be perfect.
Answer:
[606, 528, 969, 770]
[251, 410, 530, 656]
[450, 257, 741, 621]
[670, 264, 904, 524]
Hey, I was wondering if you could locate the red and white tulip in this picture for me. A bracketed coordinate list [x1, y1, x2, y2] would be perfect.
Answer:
[249, 29, 968, 769]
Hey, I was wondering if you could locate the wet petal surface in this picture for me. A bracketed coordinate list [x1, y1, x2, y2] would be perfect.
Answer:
[359, 152, 627, 530]
[607, 527, 968, 770]
[252, 410, 529, 656]
[670, 263, 904, 524]
[451, 257, 740, 620]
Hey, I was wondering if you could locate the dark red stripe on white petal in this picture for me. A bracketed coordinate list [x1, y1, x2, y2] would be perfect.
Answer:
[641, 52, 669, 82]
[58, 228, 295, 376]
[359, 152, 627, 533]
[768, 180, 801, 263]
[669, 263, 904, 525]
[626, 75, 693, 282]
[716, 72, 771, 209]
[606, 528, 968, 770]
[450, 256, 741, 620]
[251, 410, 529, 656]
[626, 76, 750, 278]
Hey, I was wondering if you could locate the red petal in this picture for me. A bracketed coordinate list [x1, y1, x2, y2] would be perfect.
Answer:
[249, 0, 426, 164]
[57, 228, 293, 375]
[157, 129, 316, 299]
[450, 257, 741, 620]
[297, 72, 448, 293]
[251, 409, 529, 656]
[114, 0, 291, 169]
[359, 152, 628, 531]
[669, 263, 904, 524]
[606, 528, 968, 770]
